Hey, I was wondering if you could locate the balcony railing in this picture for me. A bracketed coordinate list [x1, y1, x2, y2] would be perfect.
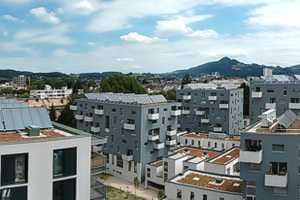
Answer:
[85, 116, 93, 122]
[91, 177, 106, 200]
[166, 130, 176, 136]
[148, 113, 159, 120]
[266, 103, 276, 109]
[177, 102, 182, 107]
[239, 149, 262, 163]
[201, 119, 210, 123]
[171, 110, 181, 116]
[183, 95, 191, 100]
[105, 128, 109, 133]
[213, 127, 222, 132]
[154, 142, 164, 150]
[166, 139, 176, 146]
[70, 105, 77, 110]
[182, 110, 190, 115]
[91, 126, 100, 133]
[289, 103, 300, 109]
[75, 114, 84, 120]
[148, 134, 159, 141]
[124, 123, 135, 130]
[195, 110, 205, 115]
[94, 109, 104, 115]
[252, 91, 262, 98]
[208, 96, 217, 101]
[219, 104, 229, 109]
[122, 154, 133, 161]
[91, 154, 106, 175]
[265, 172, 288, 188]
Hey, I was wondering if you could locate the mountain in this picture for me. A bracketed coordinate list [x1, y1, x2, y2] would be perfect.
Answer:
[0, 69, 68, 79]
[161, 57, 291, 78]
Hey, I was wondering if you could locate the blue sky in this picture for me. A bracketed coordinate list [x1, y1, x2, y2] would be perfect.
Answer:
[1, 0, 300, 74]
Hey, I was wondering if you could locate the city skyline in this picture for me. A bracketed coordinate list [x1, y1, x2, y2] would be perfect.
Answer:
[1, 0, 300, 74]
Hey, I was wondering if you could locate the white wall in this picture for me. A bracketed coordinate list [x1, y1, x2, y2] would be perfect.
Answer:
[0, 136, 91, 200]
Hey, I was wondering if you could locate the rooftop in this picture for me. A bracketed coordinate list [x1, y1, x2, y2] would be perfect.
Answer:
[210, 148, 240, 164]
[151, 160, 163, 167]
[171, 170, 243, 194]
[184, 132, 240, 141]
[176, 147, 220, 159]
[246, 119, 300, 134]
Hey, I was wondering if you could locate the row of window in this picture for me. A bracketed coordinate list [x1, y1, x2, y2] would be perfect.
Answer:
[176, 189, 225, 200]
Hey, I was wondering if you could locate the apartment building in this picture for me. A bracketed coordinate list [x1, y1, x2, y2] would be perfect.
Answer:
[176, 83, 243, 135]
[30, 85, 72, 99]
[71, 92, 180, 183]
[240, 109, 300, 199]
[165, 170, 243, 200]
[12, 75, 30, 88]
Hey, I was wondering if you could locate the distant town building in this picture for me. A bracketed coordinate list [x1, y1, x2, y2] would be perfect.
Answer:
[12, 75, 30, 88]
[30, 85, 72, 99]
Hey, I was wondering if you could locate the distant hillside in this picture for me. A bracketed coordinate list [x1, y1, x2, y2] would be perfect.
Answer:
[161, 57, 291, 78]
[0, 69, 68, 79]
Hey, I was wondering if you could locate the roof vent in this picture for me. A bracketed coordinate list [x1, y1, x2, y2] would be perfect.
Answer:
[25, 125, 40, 137]
[216, 177, 223, 184]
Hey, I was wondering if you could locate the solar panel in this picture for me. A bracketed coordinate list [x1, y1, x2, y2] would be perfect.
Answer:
[38, 107, 52, 128]
[149, 95, 167, 103]
[2, 109, 15, 130]
[265, 81, 271, 84]
[285, 110, 297, 122]
[11, 109, 24, 130]
[29, 108, 44, 127]
[20, 108, 34, 127]
[135, 94, 153, 104]
[295, 75, 300, 80]
[277, 110, 297, 129]
[0, 111, 4, 130]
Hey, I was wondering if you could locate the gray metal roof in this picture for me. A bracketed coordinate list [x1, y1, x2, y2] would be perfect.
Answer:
[277, 110, 297, 129]
[222, 83, 237, 90]
[149, 95, 167, 103]
[273, 75, 290, 81]
[0, 102, 29, 108]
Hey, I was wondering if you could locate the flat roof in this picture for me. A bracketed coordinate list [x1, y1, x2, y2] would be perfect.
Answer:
[210, 148, 240, 164]
[171, 170, 242, 194]
[151, 160, 163, 167]
[246, 119, 300, 134]
[176, 147, 220, 159]
[184, 133, 240, 141]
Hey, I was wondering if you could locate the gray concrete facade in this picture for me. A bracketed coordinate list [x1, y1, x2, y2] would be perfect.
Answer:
[72, 94, 180, 183]
[176, 86, 243, 135]
[250, 81, 300, 123]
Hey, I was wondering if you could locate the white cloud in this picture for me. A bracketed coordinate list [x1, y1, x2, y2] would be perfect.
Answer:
[1, 15, 25, 23]
[3, 30, 9, 36]
[120, 32, 168, 44]
[156, 20, 192, 35]
[169, 12, 213, 25]
[30, 7, 60, 24]
[14, 24, 75, 45]
[88, 42, 95, 46]
[55, 8, 64, 15]
[75, 0, 94, 15]
[117, 58, 134, 62]
[131, 66, 141, 69]
[188, 29, 219, 38]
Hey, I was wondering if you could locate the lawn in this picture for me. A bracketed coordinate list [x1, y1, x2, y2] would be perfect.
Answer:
[106, 186, 146, 200]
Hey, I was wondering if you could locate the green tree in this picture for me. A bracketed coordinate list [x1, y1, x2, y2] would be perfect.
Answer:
[181, 73, 192, 88]
[157, 189, 165, 198]
[133, 177, 140, 199]
[22, 92, 30, 98]
[101, 74, 147, 94]
[49, 103, 57, 121]
[239, 82, 249, 115]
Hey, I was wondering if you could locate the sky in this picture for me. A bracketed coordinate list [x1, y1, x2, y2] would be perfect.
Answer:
[1, 0, 300, 74]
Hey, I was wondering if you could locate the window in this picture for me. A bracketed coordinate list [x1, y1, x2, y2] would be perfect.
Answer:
[131, 110, 136, 115]
[269, 162, 287, 175]
[114, 116, 117, 124]
[177, 189, 182, 200]
[208, 142, 210, 147]
[249, 163, 261, 171]
[273, 187, 288, 195]
[162, 117, 165, 125]
[164, 108, 167, 112]
[203, 194, 207, 200]
[1, 153, 28, 185]
[164, 162, 168, 172]
[0, 186, 27, 200]
[53, 148, 76, 178]
[190, 191, 194, 200]
[128, 161, 132, 171]
[267, 89, 274, 93]
[214, 142, 217, 148]
[112, 155, 114, 165]
[273, 144, 284, 152]
[294, 89, 300, 93]
[220, 198, 224, 200]
[246, 181, 256, 200]
[122, 139, 127, 144]
[135, 141, 138, 150]
[111, 135, 114, 143]
[134, 162, 137, 173]
[112, 108, 116, 112]
[116, 156, 123, 168]
[117, 146, 120, 153]
[122, 128, 125, 136]
[147, 168, 151, 178]
[53, 178, 76, 200]
[191, 140, 194, 145]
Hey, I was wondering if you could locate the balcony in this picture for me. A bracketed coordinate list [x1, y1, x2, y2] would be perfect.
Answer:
[182, 110, 190, 115]
[183, 95, 191, 100]
[91, 177, 106, 200]
[289, 103, 300, 109]
[171, 110, 181, 116]
[195, 110, 205, 115]
[266, 103, 276, 109]
[124, 123, 135, 130]
[252, 91, 262, 98]
[166, 130, 176, 136]
[148, 134, 159, 141]
[265, 172, 288, 188]
[94, 109, 104, 115]
[154, 142, 164, 150]
[166, 139, 176, 146]
[91, 152, 106, 175]
[148, 113, 159, 120]
[177, 102, 182, 107]
[201, 119, 210, 123]
[122, 154, 133, 161]
[75, 114, 83, 120]
[91, 126, 100, 133]
[239, 149, 262, 163]
[213, 127, 222, 132]
[219, 104, 229, 109]
[208, 96, 217, 101]
[70, 105, 77, 110]
[105, 128, 109, 133]
[85, 116, 93, 122]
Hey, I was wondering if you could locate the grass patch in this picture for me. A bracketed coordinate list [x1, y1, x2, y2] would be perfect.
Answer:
[92, 173, 112, 180]
[107, 186, 146, 200]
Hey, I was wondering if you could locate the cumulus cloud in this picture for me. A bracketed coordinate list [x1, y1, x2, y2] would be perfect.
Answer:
[1, 14, 25, 23]
[120, 32, 168, 44]
[30, 7, 60, 24]
[3, 30, 9, 36]
[170, 13, 213, 25]
[188, 29, 219, 38]
[156, 20, 192, 35]
[117, 58, 134, 62]
[88, 42, 95, 46]
[75, 0, 94, 15]
[55, 8, 64, 14]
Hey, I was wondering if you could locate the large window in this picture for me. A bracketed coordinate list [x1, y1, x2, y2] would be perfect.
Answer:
[53, 178, 76, 200]
[273, 144, 284, 152]
[1, 153, 28, 185]
[0, 186, 27, 200]
[177, 189, 182, 200]
[116, 156, 123, 168]
[53, 148, 77, 178]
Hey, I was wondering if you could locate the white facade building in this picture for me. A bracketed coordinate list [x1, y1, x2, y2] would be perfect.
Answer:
[30, 85, 72, 99]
